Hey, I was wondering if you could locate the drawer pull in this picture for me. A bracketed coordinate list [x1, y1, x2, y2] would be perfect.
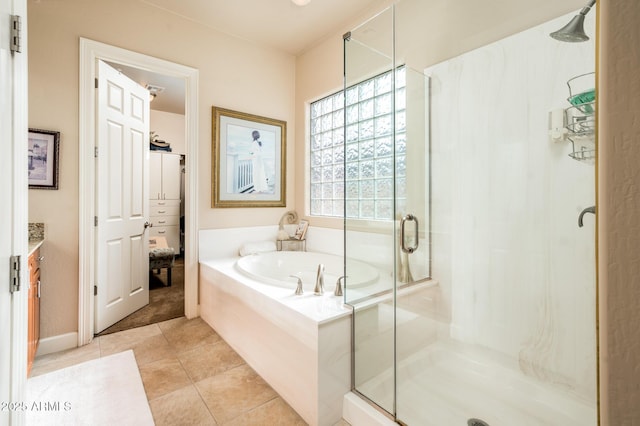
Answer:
[158, 220, 166, 224]
[158, 210, 166, 214]
[158, 230, 166, 234]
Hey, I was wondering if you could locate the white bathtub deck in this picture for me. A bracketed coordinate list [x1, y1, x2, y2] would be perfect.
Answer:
[201, 257, 351, 325]
[199, 258, 352, 426]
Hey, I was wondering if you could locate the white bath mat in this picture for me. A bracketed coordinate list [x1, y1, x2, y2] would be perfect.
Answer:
[26, 350, 153, 425]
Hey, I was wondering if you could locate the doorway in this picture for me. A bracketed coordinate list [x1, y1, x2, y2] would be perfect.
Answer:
[96, 59, 187, 335]
[78, 38, 199, 345]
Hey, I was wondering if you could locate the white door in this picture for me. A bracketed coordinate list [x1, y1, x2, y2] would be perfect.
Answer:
[1, 0, 28, 423]
[95, 60, 150, 333]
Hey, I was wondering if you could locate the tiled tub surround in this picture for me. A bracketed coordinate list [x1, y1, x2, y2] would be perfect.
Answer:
[200, 226, 355, 426]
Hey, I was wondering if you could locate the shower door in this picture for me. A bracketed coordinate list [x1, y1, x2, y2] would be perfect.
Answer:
[345, 1, 597, 425]
[343, 4, 431, 418]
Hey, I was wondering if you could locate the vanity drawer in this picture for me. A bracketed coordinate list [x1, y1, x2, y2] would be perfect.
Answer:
[150, 204, 180, 217]
[150, 199, 180, 207]
[151, 215, 179, 227]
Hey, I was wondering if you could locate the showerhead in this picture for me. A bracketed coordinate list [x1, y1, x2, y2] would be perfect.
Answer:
[550, 15, 589, 42]
[550, 0, 595, 43]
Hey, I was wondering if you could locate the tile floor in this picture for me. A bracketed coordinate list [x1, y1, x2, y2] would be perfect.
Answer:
[32, 317, 351, 425]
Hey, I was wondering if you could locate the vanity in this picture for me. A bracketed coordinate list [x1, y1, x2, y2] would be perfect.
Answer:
[27, 224, 44, 376]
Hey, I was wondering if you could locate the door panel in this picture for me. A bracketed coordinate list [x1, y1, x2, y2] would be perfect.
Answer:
[95, 60, 150, 333]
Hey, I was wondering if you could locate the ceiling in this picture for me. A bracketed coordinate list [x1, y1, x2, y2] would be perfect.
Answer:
[140, 0, 385, 56]
[115, 0, 385, 115]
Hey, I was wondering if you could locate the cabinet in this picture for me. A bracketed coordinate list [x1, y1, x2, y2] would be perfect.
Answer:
[27, 248, 42, 376]
[150, 152, 181, 200]
[149, 152, 182, 252]
[150, 199, 181, 251]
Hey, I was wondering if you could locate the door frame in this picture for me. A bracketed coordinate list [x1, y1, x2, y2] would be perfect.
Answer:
[78, 38, 199, 345]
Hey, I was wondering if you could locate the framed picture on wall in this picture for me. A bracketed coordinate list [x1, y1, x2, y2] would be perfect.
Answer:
[212, 106, 286, 208]
[28, 128, 60, 190]
[293, 219, 309, 240]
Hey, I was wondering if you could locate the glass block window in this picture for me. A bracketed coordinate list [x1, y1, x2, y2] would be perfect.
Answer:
[310, 67, 406, 219]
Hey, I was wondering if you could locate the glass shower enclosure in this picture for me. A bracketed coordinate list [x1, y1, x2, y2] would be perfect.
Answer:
[343, 1, 597, 425]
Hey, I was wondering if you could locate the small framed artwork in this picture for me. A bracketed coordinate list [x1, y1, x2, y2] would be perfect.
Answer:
[28, 128, 60, 190]
[212, 106, 286, 208]
[293, 219, 309, 240]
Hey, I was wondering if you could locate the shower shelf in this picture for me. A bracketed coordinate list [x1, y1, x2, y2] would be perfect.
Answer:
[568, 140, 595, 164]
[564, 72, 595, 164]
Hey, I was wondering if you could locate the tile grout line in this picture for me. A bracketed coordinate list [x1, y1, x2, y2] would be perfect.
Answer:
[163, 323, 222, 424]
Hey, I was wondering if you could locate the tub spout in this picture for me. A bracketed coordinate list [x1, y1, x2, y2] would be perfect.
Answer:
[289, 275, 304, 295]
[314, 264, 325, 296]
[334, 276, 345, 297]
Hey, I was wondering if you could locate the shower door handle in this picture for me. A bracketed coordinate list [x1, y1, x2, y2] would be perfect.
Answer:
[401, 214, 419, 254]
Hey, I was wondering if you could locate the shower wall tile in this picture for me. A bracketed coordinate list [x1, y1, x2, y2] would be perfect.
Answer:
[428, 10, 596, 399]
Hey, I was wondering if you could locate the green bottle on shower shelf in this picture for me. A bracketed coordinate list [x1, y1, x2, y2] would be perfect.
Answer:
[569, 88, 595, 114]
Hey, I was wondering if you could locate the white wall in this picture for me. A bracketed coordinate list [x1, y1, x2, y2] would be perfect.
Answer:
[428, 11, 596, 398]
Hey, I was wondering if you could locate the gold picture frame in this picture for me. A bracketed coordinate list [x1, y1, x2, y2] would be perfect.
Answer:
[212, 107, 286, 208]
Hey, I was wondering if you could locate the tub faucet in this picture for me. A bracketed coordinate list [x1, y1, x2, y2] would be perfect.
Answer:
[289, 275, 304, 295]
[314, 264, 325, 295]
[334, 276, 346, 297]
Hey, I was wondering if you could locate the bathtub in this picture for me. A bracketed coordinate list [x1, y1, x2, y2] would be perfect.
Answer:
[236, 250, 380, 291]
[199, 250, 355, 426]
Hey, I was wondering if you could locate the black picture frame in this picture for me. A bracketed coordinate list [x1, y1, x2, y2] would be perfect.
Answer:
[28, 128, 60, 190]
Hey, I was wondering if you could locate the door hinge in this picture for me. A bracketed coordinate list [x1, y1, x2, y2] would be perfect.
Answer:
[94, 285, 97, 296]
[95, 78, 99, 89]
[94, 216, 98, 226]
[10, 15, 21, 54]
[9, 255, 21, 293]
[94, 146, 98, 157]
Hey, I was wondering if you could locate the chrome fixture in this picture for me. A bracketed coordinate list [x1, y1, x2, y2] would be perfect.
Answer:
[399, 250, 414, 284]
[550, 0, 595, 42]
[145, 84, 164, 102]
[399, 213, 418, 283]
[578, 205, 596, 227]
[314, 264, 325, 295]
[400, 214, 419, 254]
[290, 275, 304, 295]
[334, 276, 346, 297]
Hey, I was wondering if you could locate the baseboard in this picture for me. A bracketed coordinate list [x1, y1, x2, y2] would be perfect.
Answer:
[36, 332, 78, 357]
